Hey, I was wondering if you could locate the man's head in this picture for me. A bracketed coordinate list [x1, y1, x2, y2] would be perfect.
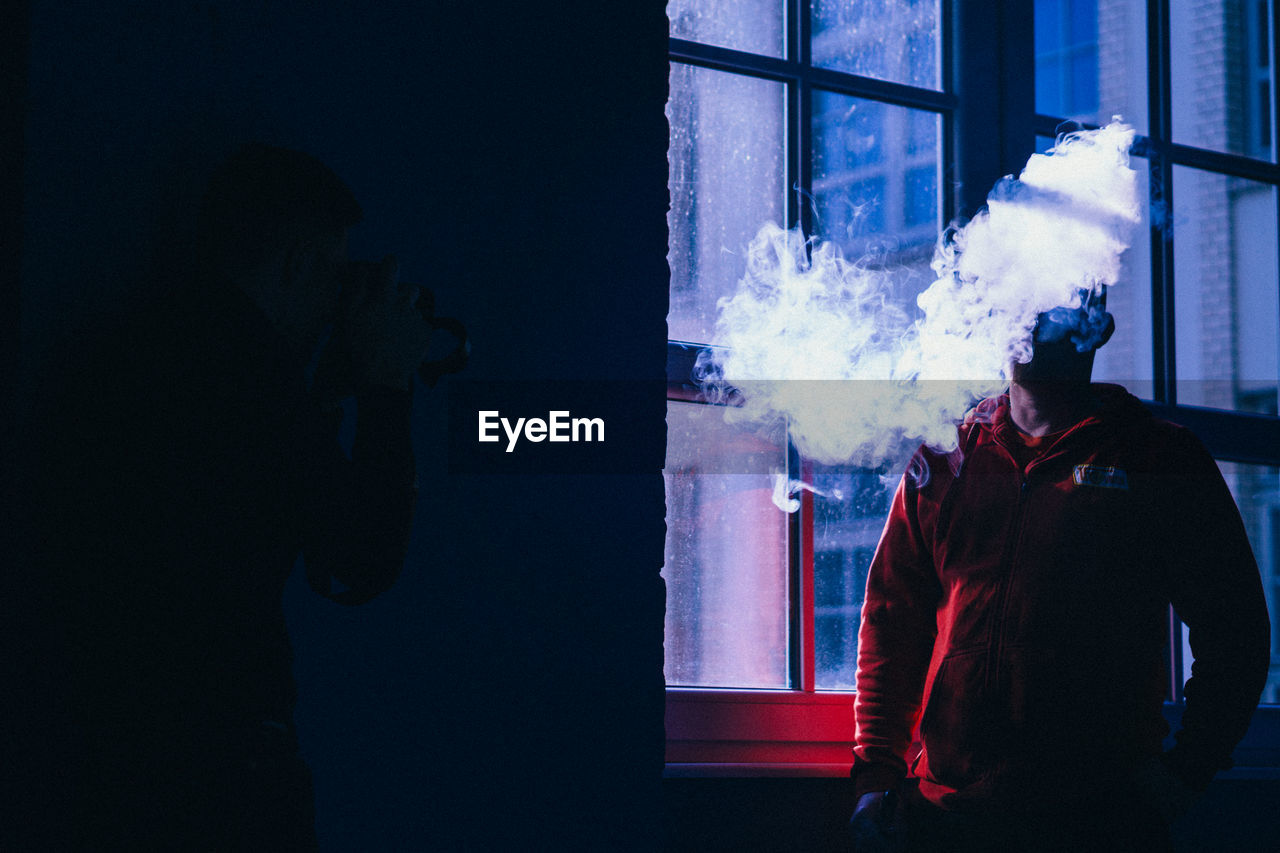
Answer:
[1012, 287, 1115, 384]
[196, 144, 363, 354]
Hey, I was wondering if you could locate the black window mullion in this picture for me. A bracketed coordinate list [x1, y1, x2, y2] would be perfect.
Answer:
[795, 108, 813, 233]
[795, 0, 812, 235]
[789, 80, 806, 231]
[1273, 0, 1280, 384]
[788, 0, 807, 233]
[1147, 0, 1181, 702]
[786, 433, 805, 691]
[1035, 114, 1095, 136]
[1273, 0, 1280, 162]
[668, 37, 796, 82]
[790, 0, 807, 67]
[939, 0, 957, 223]
[785, 0, 806, 692]
[1168, 142, 1280, 183]
[1148, 0, 1177, 410]
[1037, 116, 1280, 185]
[803, 67, 954, 112]
[669, 38, 955, 114]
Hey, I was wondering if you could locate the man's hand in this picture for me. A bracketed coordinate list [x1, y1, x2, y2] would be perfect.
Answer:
[848, 790, 901, 852]
[341, 256, 432, 391]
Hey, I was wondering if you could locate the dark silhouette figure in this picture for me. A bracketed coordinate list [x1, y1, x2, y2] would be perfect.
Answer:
[16, 144, 434, 850]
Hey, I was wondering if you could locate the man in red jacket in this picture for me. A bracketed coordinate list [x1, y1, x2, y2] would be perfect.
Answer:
[848, 297, 1271, 852]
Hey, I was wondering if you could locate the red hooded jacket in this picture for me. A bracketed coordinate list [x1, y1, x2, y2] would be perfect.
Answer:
[851, 384, 1270, 815]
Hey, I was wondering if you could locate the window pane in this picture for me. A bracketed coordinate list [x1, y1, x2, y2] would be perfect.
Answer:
[1090, 154, 1153, 396]
[668, 63, 787, 346]
[1035, 0, 1148, 134]
[1200, 462, 1280, 704]
[1173, 167, 1279, 411]
[1068, 0, 1098, 44]
[1037, 58, 1064, 117]
[811, 92, 940, 290]
[1171, 0, 1275, 160]
[903, 166, 937, 229]
[663, 401, 790, 688]
[810, 0, 941, 91]
[1036, 0, 1063, 56]
[1068, 48, 1100, 115]
[667, 0, 785, 58]
[813, 465, 895, 691]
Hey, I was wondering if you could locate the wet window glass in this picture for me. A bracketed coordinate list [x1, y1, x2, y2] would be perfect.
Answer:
[667, 65, 786, 346]
[811, 0, 942, 91]
[663, 401, 790, 688]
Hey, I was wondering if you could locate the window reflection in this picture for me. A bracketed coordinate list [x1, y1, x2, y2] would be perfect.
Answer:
[1035, 0, 1148, 134]
[1036, 0, 1100, 120]
[1173, 168, 1279, 413]
[812, 466, 895, 691]
[811, 92, 939, 289]
[1172, 0, 1276, 160]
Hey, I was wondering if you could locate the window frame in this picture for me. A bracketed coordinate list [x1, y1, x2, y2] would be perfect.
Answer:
[666, 0, 1280, 777]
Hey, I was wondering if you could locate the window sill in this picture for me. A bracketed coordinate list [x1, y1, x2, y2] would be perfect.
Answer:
[665, 688, 856, 767]
[665, 762, 852, 778]
[663, 763, 1280, 780]
[666, 689, 1280, 777]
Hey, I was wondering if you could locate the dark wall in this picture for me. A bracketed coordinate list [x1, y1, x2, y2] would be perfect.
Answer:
[17, 2, 668, 849]
[0, 1, 25, 420]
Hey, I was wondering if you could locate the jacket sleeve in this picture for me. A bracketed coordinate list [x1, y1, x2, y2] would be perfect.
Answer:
[851, 457, 943, 797]
[1160, 427, 1271, 791]
[301, 385, 419, 606]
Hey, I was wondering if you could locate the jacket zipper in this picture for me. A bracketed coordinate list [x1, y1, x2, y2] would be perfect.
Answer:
[986, 456, 1031, 693]
[982, 409, 1094, 693]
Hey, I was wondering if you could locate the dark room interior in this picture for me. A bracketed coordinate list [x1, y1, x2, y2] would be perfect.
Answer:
[6, 2, 1280, 851]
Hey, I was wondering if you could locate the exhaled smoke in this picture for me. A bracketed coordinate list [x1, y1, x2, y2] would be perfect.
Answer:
[702, 121, 1140, 502]
[771, 472, 845, 513]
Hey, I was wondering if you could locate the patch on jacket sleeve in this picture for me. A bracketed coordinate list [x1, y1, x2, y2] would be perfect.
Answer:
[1072, 464, 1129, 490]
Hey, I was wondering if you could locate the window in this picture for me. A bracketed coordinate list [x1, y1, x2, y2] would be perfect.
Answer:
[665, 0, 951, 772]
[666, 0, 1280, 774]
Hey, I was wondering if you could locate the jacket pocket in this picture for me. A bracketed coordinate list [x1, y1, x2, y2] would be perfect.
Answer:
[915, 648, 992, 790]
